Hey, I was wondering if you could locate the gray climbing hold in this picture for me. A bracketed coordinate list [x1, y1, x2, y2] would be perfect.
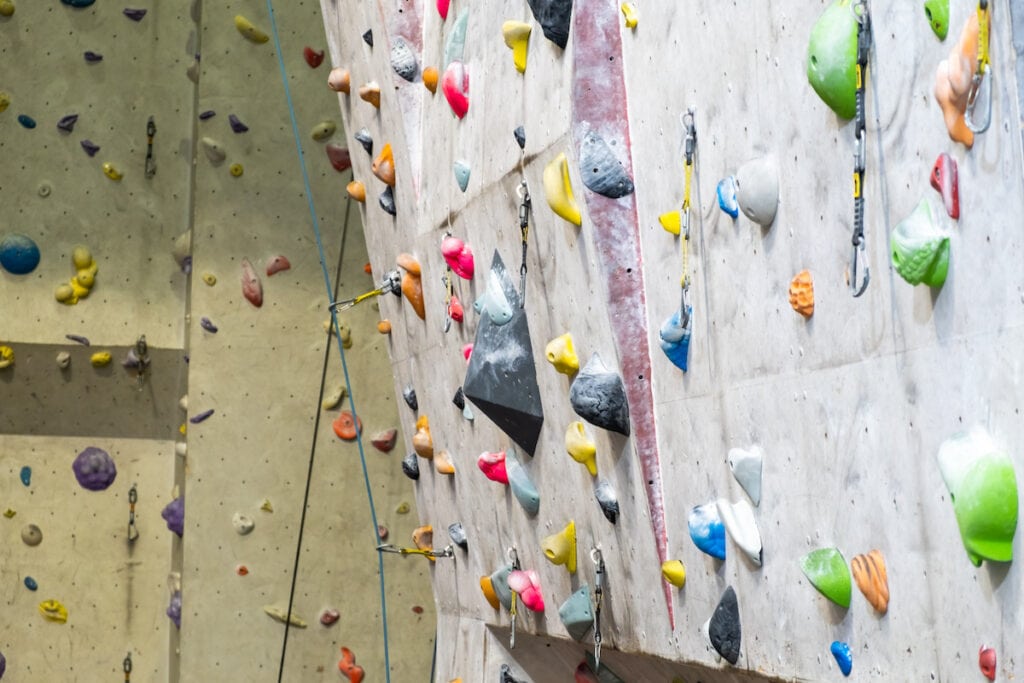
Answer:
[379, 186, 396, 216]
[557, 584, 593, 641]
[569, 353, 630, 436]
[403, 385, 418, 411]
[505, 447, 540, 515]
[735, 157, 779, 227]
[513, 126, 526, 150]
[447, 522, 467, 550]
[454, 159, 470, 192]
[354, 128, 373, 155]
[500, 664, 525, 683]
[579, 130, 634, 199]
[707, 586, 741, 665]
[402, 452, 420, 480]
[21, 524, 42, 546]
[526, 0, 573, 49]
[391, 37, 418, 81]
[594, 479, 619, 524]
[362, 29, 373, 47]
[56, 114, 79, 133]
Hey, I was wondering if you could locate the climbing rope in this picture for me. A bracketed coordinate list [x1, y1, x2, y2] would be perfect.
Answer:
[965, 0, 992, 133]
[263, 1, 392, 681]
[849, 0, 871, 297]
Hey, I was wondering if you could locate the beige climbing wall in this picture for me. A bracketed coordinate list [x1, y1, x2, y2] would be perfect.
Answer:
[321, 0, 1024, 681]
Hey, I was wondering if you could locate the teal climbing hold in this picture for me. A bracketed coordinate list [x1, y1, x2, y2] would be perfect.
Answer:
[806, 0, 859, 119]
[24, 576, 38, 591]
[453, 160, 470, 192]
[20, 466, 31, 487]
[443, 8, 469, 68]
[557, 584, 593, 641]
[0, 234, 41, 275]
[17, 115, 36, 129]
[923, 0, 949, 40]
[800, 547, 852, 608]
[61, 0, 96, 6]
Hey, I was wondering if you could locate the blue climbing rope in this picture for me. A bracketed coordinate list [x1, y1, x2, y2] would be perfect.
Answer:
[262, 2, 392, 681]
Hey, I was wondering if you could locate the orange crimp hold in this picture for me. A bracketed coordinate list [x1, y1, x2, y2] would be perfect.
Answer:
[338, 646, 365, 683]
[851, 549, 890, 614]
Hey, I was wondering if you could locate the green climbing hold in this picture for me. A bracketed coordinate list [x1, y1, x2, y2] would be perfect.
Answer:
[800, 547, 852, 608]
[890, 198, 949, 288]
[937, 428, 1019, 566]
[806, 0, 859, 119]
[923, 0, 949, 40]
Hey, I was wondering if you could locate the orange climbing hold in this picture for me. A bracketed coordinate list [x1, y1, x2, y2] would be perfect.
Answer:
[372, 143, 396, 187]
[788, 269, 814, 318]
[851, 549, 889, 614]
[397, 253, 425, 320]
[358, 82, 381, 108]
[363, 262, 372, 274]
[479, 575, 500, 609]
[332, 411, 362, 441]
[422, 66, 439, 94]
[377, 320, 392, 334]
[347, 180, 366, 202]
[412, 415, 433, 459]
[236, 565, 249, 576]
[338, 646, 365, 683]
[934, 10, 985, 148]
[435, 449, 455, 475]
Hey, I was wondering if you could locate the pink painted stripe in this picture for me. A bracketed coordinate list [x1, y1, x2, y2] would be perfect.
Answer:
[572, 0, 673, 629]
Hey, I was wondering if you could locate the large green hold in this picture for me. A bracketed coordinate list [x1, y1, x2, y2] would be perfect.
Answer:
[800, 547, 852, 608]
[923, 0, 949, 40]
[937, 428, 1019, 566]
[806, 0, 859, 119]
[890, 198, 950, 288]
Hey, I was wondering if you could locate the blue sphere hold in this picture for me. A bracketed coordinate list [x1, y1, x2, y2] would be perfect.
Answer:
[24, 576, 38, 591]
[0, 234, 41, 275]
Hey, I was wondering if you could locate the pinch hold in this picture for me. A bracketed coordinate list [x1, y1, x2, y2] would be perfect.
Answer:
[788, 270, 814, 317]
[565, 421, 597, 476]
[850, 549, 889, 614]
[569, 353, 630, 436]
[372, 143, 395, 186]
[477, 450, 509, 484]
[441, 235, 474, 279]
[501, 21, 532, 73]
[441, 61, 469, 119]
[661, 560, 686, 587]
[543, 152, 582, 226]
[412, 415, 433, 459]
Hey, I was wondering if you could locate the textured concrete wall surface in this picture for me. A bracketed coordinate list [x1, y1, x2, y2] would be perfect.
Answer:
[321, 0, 1024, 680]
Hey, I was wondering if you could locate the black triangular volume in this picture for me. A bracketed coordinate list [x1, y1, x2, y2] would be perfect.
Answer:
[525, 0, 573, 49]
[709, 586, 741, 665]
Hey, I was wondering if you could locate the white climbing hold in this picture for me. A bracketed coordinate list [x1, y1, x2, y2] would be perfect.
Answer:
[727, 446, 763, 506]
[716, 498, 762, 566]
[56, 351, 71, 369]
[201, 137, 227, 163]
[321, 385, 348, 410]
[232, 512, 255, 535]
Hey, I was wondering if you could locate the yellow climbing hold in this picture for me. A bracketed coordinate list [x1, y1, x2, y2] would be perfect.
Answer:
[58, 247, 98, 305]
[0, 1, 15, 18]
[659, 210, 681, 236]
[541, 519, 577, 573]
[260, 499, 274, 512]
[202, 273, 217, 286]
[72, 245, 93, 270]
[76, 268, 95, 289]
[0, 345, 14, 370]
[102, 162, 123, 181]
[90, 351, 112, 367]
[661, 559, 686, 587]
[234, 14, 270, 43]
[565, 421, 598, 476]
[2, 509, 15, 518]
[545, 332, 579, 375]
[543, 152, 582, 226]
[0, 91, 10, 112]
[396, 501, 410, 514]
[621, 2, 638, 28]
[55, 284, 76, 304]
[230, 163, 244, 177]
[179, 423, 187, 435]
[501, 21, 532, 74]
[39, 599, 68, 623]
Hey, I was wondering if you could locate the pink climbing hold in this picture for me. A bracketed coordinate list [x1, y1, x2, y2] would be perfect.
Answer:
[930, 152, 960, 220]
[441, 235, 474, 279]
[436, 0, 450, 19]
[979, 646, 996, 681]
[507, 569, 544, 612]
[241, 258, 263, 307]
[326, 144, 352, 173]
[477, 451, 509, 484]
[371, 428, 398, 453]
[266, 255, 291, 276]
[462, 343, 473, 363]
[441, 61, 469, 119]
[448, 294, 464, 323]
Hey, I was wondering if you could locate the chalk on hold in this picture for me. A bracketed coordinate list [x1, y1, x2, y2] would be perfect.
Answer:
[358, 82, 381, 108]
[403, 385, 418, 411]
[320, 608, 340, 625]
[412, 415, 433, 458]
[543, 152, 582, 225]
[727, 446, 763, 506]
[594, 479, 618, 523]
[788, 270, 814, 317]
[717, 176, 740, 218]
[346, 180, 366, 202]
[565, 421, 597, 476]
[579, 129, 634, 199]
[477, 450, 509, 484]
[800, 547, 852, 608]
[735, 157, 779, 227]
[505, 447, 540, 515]
[441, 62, 469, 119]
[232, 512, 255, 535]
[501, 21, 532, 73]
[890, 199, 949, 288]
[558, 585, 593, 641]
[402, 452, 420, 480]
[328, 67, 351, 93]
[473, 269, 513, 325]
[371, 428, 397, 453]
[831, 641, 853, 676]
[372, 143, 395, 186]
[379, 186, 397, 216]
[311, 120, 337, 142]
[56, 351, 71, 369]
[507, 569, 544, 611]
[716, 498, 762, 566]
[234, 14, 270, 43]
[448, 522, 468, 550]
[391, 38, 419, 81]
[422, 66, 439, 94]
[303, 46, 324, 68]
[688, 502, 726, 560]
[569, 353, 630, 436]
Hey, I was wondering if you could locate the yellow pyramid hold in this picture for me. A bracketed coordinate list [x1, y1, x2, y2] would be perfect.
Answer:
[659, 210, 681, 235]
[501, 21, 532, 74]
[543, 152, 582, 226]
[621, 2, 639, 28]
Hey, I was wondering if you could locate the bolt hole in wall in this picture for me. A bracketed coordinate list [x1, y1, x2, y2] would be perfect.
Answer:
[0, 1, 432, 681]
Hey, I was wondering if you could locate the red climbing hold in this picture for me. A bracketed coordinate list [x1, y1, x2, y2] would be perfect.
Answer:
[979, 646, 996, 681]
[332, 411, 362, 441]
[930, 152, 960, 219]
[265, 255, 291, 276]
[338, 647, 365, 683]
[241, 258, 263, 308]
[326, 143, 352, 173]
[371, 428, 398, 452]
[303, 46, 325, 68]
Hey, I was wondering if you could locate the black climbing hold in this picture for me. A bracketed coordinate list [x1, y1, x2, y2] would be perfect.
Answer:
[709, 586, 741, 665]
[583, 653, 626, 683]
[61, 0, 96, 7]
[81, 139, 100, 156]
[402, 385, 418, 411]
[525, 0, 573, 49]
[594, 479, 619, 524]
[463, 251, 544, 455]
[56, 114, 79, 133]
[579, 129, 634, 198]
[513, 126, 526, 150]
[379, 186, 396, 216]
[447, 522, 468, 550]
[401, 452, 420, 480]
[354, 128, 373, 155]
[500, 664, 525, 683]
[362, 29, 373, 47]
[83, 51, 103, 62]
[569, 353, 630, 436]
[452, 386, 465, 410]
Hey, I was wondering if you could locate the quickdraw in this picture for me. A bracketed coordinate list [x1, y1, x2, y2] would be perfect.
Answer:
[517, 181, 531, 307]
[123, 652, 132, 682]
[508, 546, 521, 649]
[849, 0, 871, 297]
[592, 548, 605, 670]
[965, 0, 992, 134]
[328, 270, 401, 312]
[127, 484, 139, 542]
[376, 544, 454, 559]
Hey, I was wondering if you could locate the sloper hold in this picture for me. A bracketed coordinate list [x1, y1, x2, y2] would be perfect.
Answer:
[800, 547, 852, 608]
[453, 160, 471, 192]
[541, 520, 576, 573]
[442, 61, 470, 119]
[890, 198, 949, 288]
[557, 584, 593, 641]
[447, 522, 468, 550]
[543, 152, 582, 225]
[502, 21, 532, 73]
[727, 446, 763, 506]
[505, 447, 540, 514]
[735, 157, 779, 227]
[579, 130, 634, 198]
[474, 269, 513, 325]
[444, 8, 470, 67]
[391, 38, 418, 81]
[924, 0, 949, 40]
[594, 479, 618, 523]
[688, 502, 726, 560]
[716, 498, 762, 566]
[707, 586, 741, 665]
[463, 251, 544, 455]
[500, 664, 526, 683]
[659, 307, 692, 372]
[526, 0, 573, 49]
[354, 128, 373, 155]
[831, 641, 853, 676]
[569, 353, 630, 436]
[806, 0, 858, 119]
[979, 646, 996, 680]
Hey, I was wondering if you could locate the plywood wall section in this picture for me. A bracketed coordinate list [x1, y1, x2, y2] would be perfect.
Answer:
[322, 0, 1024, 681]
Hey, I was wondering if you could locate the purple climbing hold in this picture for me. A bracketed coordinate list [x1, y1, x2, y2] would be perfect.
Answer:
[162, 496, 184, 536]
[65, 334, 90, 346]
[167, 590, 182, 628]
[57, 114, 79, 133]
[198, 110, 216, 120]
[83, 51, 103, 62]
[189, 408, 214, 424]
[228, 114, 249, 133]
[122, 8, 147, 20]
[72, 446, 117, 491]
[0, 650, 5, 679]
[80, 140, 100, 157]
[200, 317, 218, 333]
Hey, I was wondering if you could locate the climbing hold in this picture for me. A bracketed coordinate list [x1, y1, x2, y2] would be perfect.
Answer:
[923, 0, 949, 40]
[57, 114, 79, 133]
[228, 114, 249, 134]
[0, 234, 41, 275]
[24, 576, 37, 591]
[403, 385, 418, 411]
[508, 569, 544, 611]
[81, 139, 100, 156]
[565, 421, 597, 476]
[480, 565, 512, 609]
[477, 450, 509, 484]
[303, 46, 324, 68]
[831, 641, 853, 676]
[362, 30, 373, 47]
[800, 547, 852, 608]
[806, 0, 859, 119]
[506, 447, 540, 514]
[543, 152, 582, 225]
[167, 589, 182, 627]
[716, 498, 762, 566]
[500, 665, 526, 683]
[412, 525, 434, 557]
[659, 307, 692, 372]
[162, 497, 184, 536]
[201, 137, 226, 163]
[788, 270, 814, 318]
[229, 163, 244, 177]
[412, 415, 433, 459]
[545, 333, 579, 375]
[89, 351, 111, 367]
[594, 479, 618, 523]
[353, 129, 373, 157]
[83, 51, 103, 63]
[123, 8, 146, 20]
[328, 67, 350, 93]
[371, 428, 397, 453]
[397, 253, 425, 318]
[332, 411, 362, 441]
[442, 62, 470, 119]
[850, 549, 889, 614]
[320, 608, 340, 626]
[661, 560, 686, 587]
[716, 176, 740, 218]
[444, 8, 469, 66]
[358, 82, 381, 108]
[346, 181, 366, 202]
[0, 91, 8, 111]
[102, 162, 123, 181]
[21, 524, 42, 546]
[402, 452, 420, 480]
[377, 320, 391, 334]
[263, 605, 307, 628]
[937, 427, 1018, 566]
[501, 21, 532, 74]
[437, 0, 449, 19]
[453, 160, 471, 192]
[3, 509, 15, 519]
[73, 446, 117, 491]
[979, 646, 996, 681]
[891, 199, 949, 288]
[20, 466, 31, 486]
[241, 258, 264, 307]
[689, 503, 727, 560]
[727, 446, 763, 506]
[56, 351, 71, 369]
[232, 512, 255, 535]
[474, 270, 514, 325]
[311, 120, 337, 142]
[338, 646, 365, 683]
[39, 599, 68, 623]
[735, 157, 779, 227]
[579, 130, 634, 198]
[379, 187, 397, 216]
[236, 565, 249, 576]
[435, 449, 456, 475]
[526, 0, 573, 49]
[372, 143, 395, 186]
[541, 520, 577, 573]
[391, 38, 419, 81]
[707, 586, 741, 665]
[558, 585, 593, 641]
[934, 11, 984, 147]
[448, 522, 468, 550]
[514, 126, 526, 149]
[569, 353, 630, 436]
[266, 255, 290, 276]
[17, 114, 36, 129]
[0, 1, 12, 16]
[261, 499, 274, 513]
[326, 144, 352, 173]
[930, 152, 959, 219]
[620, 2, 638, 28]
[199, 317, 218, 333]
[189, 408, 215, 424]
[234, 15, 270, 43]
[422, 66, 439, 94]
[441, 235, 474, 279]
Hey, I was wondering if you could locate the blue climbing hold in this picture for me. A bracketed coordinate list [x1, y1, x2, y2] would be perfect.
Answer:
[61, 0, 96, 6]
[17, 115, 36, 129]
[0, 234, 41, 275]
[831, 641, 852, 676]
[688, 502, 726, 560]
[24, 576, 38, 591]
[716, 176, 739, 218]
[20, 466, 31, 487]
[659, 307, 692, 372]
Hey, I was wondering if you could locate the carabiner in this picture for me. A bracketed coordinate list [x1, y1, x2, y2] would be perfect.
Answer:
[849, 237, 870, 297]
[965, 68, 992, 134]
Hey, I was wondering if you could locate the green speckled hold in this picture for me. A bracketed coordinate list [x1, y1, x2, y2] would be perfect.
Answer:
[800, 547, 851, 608]
[806, 0, 858, 119]
[937, 428, 1019, 566]
[923, 0, 949, 40]
[891, 198, 949, 287]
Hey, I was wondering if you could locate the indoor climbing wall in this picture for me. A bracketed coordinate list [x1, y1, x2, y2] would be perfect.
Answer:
[321, 0, 1024, 681]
